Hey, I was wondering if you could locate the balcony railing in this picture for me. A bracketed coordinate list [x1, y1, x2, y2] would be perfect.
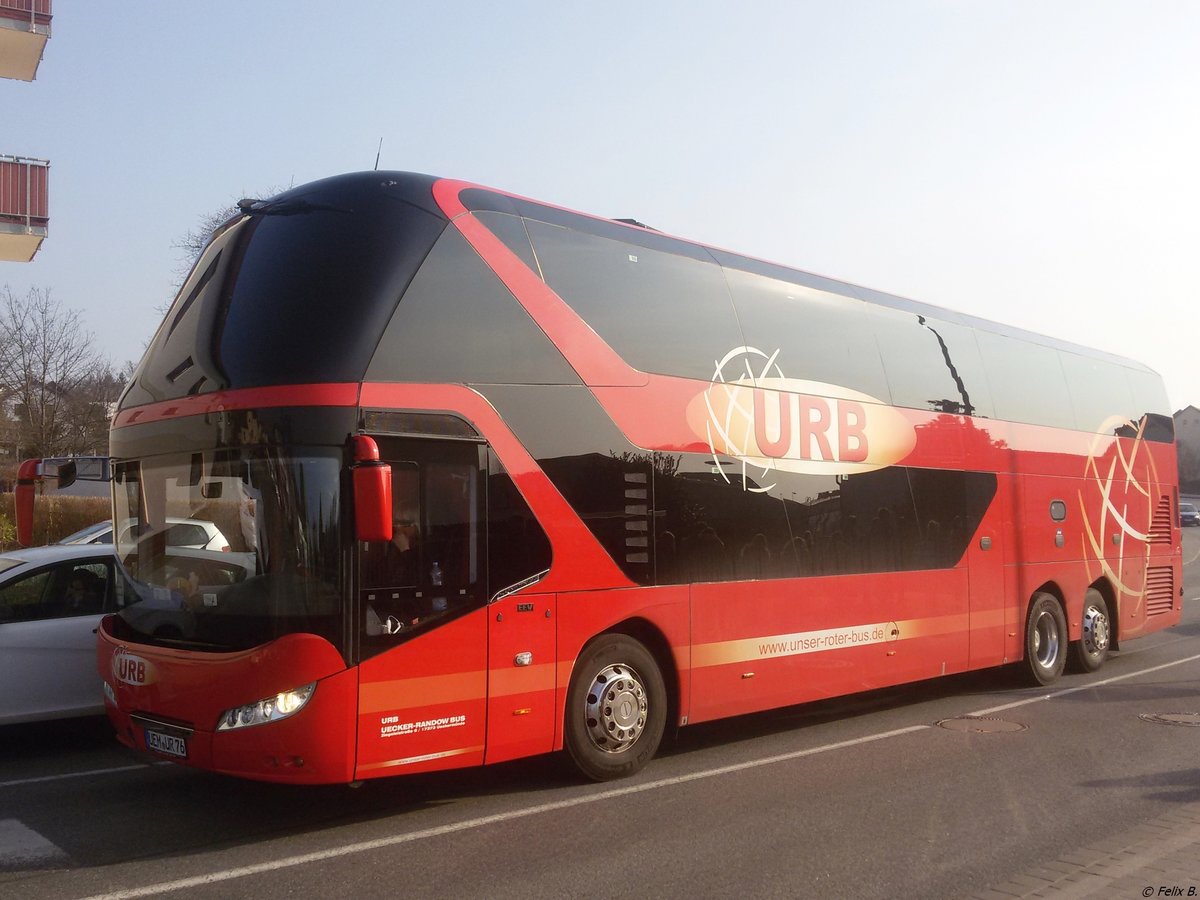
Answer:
[0, 1, 52, 29]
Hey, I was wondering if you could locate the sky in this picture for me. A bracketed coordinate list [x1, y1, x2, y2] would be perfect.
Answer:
[3, 1, 1199, 411]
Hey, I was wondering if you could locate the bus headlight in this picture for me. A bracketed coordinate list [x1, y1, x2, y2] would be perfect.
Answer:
[217, 682, 316, 731]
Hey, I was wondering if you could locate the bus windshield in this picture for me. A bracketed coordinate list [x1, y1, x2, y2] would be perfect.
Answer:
[111, 447, 343, 655]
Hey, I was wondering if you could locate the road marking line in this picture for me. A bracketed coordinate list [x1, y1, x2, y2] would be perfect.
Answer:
[0, 763, 167, 790]
[82, 725, 930, 899]
[969, 651, 1200, 717]
[0, 819, 69, 868]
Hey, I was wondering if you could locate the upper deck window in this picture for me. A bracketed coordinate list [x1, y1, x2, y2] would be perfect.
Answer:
[218, 187, 444, 388]
[367, 227, 580, 385]
[525, 220, 742, 382]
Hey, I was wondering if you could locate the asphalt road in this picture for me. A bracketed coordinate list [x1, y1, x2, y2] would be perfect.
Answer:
[3, 530, 1199, 899]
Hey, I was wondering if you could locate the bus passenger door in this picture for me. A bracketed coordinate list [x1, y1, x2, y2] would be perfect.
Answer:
[967, 480, 1009, 668]
[482, 447, 558, 765]
[354, 436, 491, 779]
[486, 592, 557, 764]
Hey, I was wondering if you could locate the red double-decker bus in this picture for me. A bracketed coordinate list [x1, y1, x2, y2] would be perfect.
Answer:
[97, 172, 1182, 783]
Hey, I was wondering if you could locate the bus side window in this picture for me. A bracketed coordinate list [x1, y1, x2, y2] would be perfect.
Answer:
[487, 452, 551, 598]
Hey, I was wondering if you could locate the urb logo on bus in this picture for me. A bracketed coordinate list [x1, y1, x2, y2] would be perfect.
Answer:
[111, 646, 157, 686]
[686, 346, 916, 491]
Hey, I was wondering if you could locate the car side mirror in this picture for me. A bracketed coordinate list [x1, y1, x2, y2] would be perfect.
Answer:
[351, 435, 392, 543]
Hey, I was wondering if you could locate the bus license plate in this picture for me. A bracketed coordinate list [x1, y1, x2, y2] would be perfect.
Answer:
[145, 729, 188, 759]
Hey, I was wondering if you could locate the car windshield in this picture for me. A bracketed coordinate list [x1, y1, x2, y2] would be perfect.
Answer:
[111, 447, 343, 655]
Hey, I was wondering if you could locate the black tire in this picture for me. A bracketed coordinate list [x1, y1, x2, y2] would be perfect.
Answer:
[1071, 589, 1111, 673]
[564, 634, 666, 782]
[1023, 592, 1067, 686]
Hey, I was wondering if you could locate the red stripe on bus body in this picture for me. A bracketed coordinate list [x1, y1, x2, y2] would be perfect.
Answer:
[112, 383, 361, 428]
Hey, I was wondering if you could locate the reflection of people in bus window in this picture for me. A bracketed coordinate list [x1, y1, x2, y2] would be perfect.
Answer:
[362, 498, 419, 592]
[388, 500, 420, 571]
[239, 495, 258, 551]
[168, 572, 201, 610]
[391, 514, 417, 553]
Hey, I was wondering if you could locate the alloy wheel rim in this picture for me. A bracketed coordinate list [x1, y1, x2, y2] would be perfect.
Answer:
[583, 663, 648, 754]
[1081, 604, 1110, 655]
[1034, 610, 1060, 668]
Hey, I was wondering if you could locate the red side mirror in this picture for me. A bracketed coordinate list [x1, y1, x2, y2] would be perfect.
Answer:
[351, 436, 392, 542]
[15, 458, 41, 548]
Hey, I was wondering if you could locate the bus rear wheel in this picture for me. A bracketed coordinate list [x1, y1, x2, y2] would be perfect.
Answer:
[1071, 589, 1111, 673]
[565, 635, 666, 782]
[1024, 592, 1067, 686]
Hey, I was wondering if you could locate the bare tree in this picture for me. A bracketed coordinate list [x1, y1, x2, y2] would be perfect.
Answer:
[0, 286, 113, 458]
[171, 199, 241, 284]
[171, 186, 288, 293]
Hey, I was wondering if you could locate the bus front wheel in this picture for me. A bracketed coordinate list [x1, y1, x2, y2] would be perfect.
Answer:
[565, 634, 666, 782]
[1071, 589, 1111, 673]
[1024, 592, 1067, 686]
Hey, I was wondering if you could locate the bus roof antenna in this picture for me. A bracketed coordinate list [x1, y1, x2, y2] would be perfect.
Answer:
[374, 138, 383, 171]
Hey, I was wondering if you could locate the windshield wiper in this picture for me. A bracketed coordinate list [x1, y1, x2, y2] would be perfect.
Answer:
[236, 197, 352, 217]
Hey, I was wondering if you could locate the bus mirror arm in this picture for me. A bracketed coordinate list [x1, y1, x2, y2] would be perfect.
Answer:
[351, 435, 393, 543]
[13, 456, 112, 547]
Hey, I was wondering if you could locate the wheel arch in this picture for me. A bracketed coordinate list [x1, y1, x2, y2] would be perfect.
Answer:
[1029, 580, 1067, 617]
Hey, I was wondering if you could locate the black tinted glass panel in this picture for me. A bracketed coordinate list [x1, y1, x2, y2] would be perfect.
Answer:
[480, 384, 652, 584]
[654, 453, 794, 584]
[1126, 367, 1173, 424]
[487, 453, 552, 598]
[359, 439, 483, 656]
[1059, 351, 1137, 435]
[122, 226, 243, 407]
[367, 228, 580, 385]
[217, 183, 445, 388]
[1138, 413, 1174, 443]
[724, 268, 890, 400]
[770, 467, 919, 575]
[474, 211, 541, 274]
[870, 307, 994, 418]
[653, 462, 996, 582]
[975, 330, 1074, 429]
[525, 220, 742, 382]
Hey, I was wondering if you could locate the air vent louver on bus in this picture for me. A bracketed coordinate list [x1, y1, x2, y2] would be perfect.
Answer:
[1148, 496, 1172, 544]
[624, 472, 650, 565]
[1145, 566, 1175, 616]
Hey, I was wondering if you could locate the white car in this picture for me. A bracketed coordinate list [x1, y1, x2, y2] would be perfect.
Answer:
[58, 517, 232, 552]
[0, 543, 257, 724]
[0, 544, 123, 724]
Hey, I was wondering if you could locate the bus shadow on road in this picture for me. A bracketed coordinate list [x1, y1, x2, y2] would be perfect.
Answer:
[0, 716, 115, 766]
[657, 666, 1022, 760]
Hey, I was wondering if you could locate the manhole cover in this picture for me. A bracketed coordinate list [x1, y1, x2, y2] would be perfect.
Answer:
[936, 716, 1027, 733]
[1139, 712, 1200, 727]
